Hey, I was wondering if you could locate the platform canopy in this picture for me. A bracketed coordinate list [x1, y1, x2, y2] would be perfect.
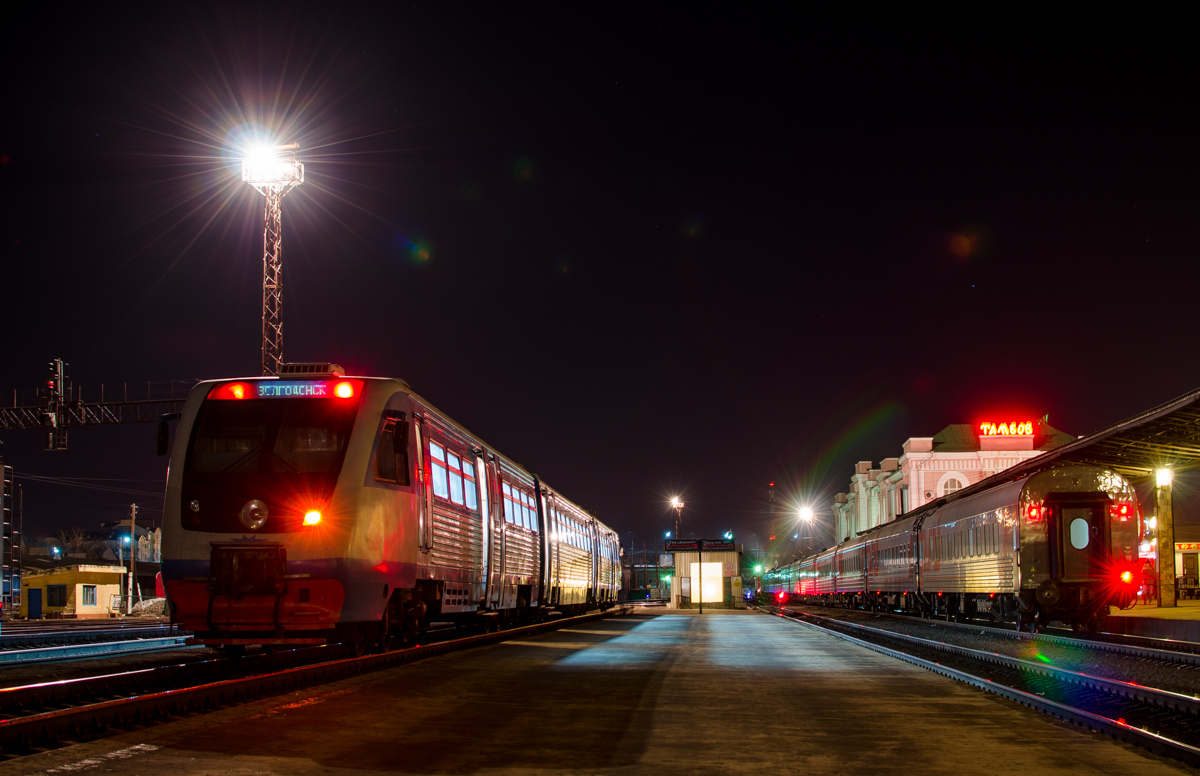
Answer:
[921, 386, 1200, 513]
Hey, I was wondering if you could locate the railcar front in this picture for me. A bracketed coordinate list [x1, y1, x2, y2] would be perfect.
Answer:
[161, 372, 405, 650]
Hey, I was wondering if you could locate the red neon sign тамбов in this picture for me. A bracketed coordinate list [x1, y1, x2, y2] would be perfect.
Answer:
[979, 421, 1034, 436]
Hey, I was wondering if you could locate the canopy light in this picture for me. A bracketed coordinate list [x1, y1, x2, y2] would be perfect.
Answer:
[1156, 468, 1173, 487]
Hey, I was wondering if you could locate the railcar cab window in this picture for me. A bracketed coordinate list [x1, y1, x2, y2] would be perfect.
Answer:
[374, 419, 410, 486]
[187, 398, 356, 475]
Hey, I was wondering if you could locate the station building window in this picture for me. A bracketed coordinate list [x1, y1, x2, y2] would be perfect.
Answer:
[82, 585, 97, 606]
[47, 584, 68, 607]
[943, 478, 962, 496]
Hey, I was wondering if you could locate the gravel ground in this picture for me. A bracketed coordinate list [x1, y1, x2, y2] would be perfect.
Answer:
[784, 605, 1200, 698]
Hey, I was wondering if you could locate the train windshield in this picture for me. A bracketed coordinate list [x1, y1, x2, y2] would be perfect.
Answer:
[186, 398, 358, 475]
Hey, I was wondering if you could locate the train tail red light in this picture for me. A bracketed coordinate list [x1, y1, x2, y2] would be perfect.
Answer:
[1120, 570, 1133, 584]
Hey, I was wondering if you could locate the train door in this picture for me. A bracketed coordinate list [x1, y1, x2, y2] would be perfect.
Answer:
[1055, 499, 1105, 580]
[487, 457, 504, 607]
[476, 451, 492, 605]
[413, 418, 433, 553]
[534, 481, 550, 608]
[28, 588, 41, 619]
[1184, 553, 1198, 584]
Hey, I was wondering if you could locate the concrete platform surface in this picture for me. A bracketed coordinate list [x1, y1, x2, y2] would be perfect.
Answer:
[1105, 599, 1200, 642]
[1107, 599, 1200, 620]
[1, 610, 1190, 775]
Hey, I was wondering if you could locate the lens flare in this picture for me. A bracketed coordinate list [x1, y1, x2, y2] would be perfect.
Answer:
[949, 233, 978, 258]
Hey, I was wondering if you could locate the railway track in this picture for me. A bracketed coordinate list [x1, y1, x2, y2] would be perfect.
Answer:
[0, 608, 627, 759]
[773, 607, 1200, 766]
[779, 602, 1200, 666]
[0, 620, 177, 651]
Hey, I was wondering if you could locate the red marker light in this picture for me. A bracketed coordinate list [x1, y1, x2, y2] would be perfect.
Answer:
[1120, 570, 1133, 584]
[333, 381, 355, 399]
[209, 382, 251, 400]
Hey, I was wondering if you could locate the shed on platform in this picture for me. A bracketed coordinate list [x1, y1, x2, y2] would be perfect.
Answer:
[665, 539, 744, 609]
[19, 565, 125, 619]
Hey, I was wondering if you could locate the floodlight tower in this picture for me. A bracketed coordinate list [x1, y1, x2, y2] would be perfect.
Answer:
[241, 142, 304, 376]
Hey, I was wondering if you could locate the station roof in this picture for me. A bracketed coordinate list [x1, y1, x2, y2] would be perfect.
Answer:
[1015, 387, 1200, 481]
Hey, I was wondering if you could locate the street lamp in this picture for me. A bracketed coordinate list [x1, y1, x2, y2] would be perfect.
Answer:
[670, 496, 685, 538]
[241, 142, 304, 376]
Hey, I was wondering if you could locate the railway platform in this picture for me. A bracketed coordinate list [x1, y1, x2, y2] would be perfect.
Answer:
[0, 609, 1189, 775]
[1104, 598, 1200, 642]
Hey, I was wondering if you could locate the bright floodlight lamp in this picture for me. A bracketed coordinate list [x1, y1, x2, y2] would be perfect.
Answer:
[241, 142, 304, 376]
[798, 506, 814, 523]
[1156, 468, 1173, 487]
[669, 496, 685, 541]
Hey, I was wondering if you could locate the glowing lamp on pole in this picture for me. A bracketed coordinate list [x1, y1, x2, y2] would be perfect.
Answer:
[241, 142, 304, 377]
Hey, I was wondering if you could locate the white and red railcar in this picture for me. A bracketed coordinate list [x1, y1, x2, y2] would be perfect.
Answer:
[160, 364, 620, 651]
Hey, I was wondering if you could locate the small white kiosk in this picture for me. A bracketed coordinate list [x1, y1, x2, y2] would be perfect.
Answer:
[664, 538, 743, 609]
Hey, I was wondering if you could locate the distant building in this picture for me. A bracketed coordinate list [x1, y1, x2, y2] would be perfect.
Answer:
[832, 419, 1074, 542]
[20, 565, 125, 619]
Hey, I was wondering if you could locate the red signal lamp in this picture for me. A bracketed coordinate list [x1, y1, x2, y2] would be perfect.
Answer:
[209, 382, 251, 400]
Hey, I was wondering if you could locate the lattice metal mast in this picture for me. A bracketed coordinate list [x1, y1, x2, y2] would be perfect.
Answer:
[242, 143, 303, 377]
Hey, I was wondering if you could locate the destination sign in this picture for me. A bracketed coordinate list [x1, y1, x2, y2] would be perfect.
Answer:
[258, 381, 331, 398]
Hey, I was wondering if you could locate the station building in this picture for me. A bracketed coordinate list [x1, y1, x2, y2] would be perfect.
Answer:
[19, 564, 126, 619]
[832, 418, 1075, 542]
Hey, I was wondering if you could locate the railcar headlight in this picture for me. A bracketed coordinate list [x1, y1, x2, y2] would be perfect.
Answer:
[239, 499, 269, 530]
[303, 510, 322, 526]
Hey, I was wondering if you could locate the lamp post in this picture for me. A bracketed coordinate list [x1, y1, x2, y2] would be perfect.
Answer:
[794, 505, 814, 555]
[241, 142, 304, 376]
[670, 497, 685, 538]
[1156, 468, 1176, 608]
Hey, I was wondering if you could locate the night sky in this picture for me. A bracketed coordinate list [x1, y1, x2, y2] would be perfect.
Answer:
[3, 6, 1199, 550]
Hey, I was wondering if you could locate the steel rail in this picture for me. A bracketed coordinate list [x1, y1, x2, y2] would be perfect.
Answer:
[0, 637, 192, 666]
[0, 608, 627, 756]
[781, 603, 1200, 666]
[790, 609, 1200, 714]
[775, 610, 1200, 767]
[0, 626, 180, 651]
